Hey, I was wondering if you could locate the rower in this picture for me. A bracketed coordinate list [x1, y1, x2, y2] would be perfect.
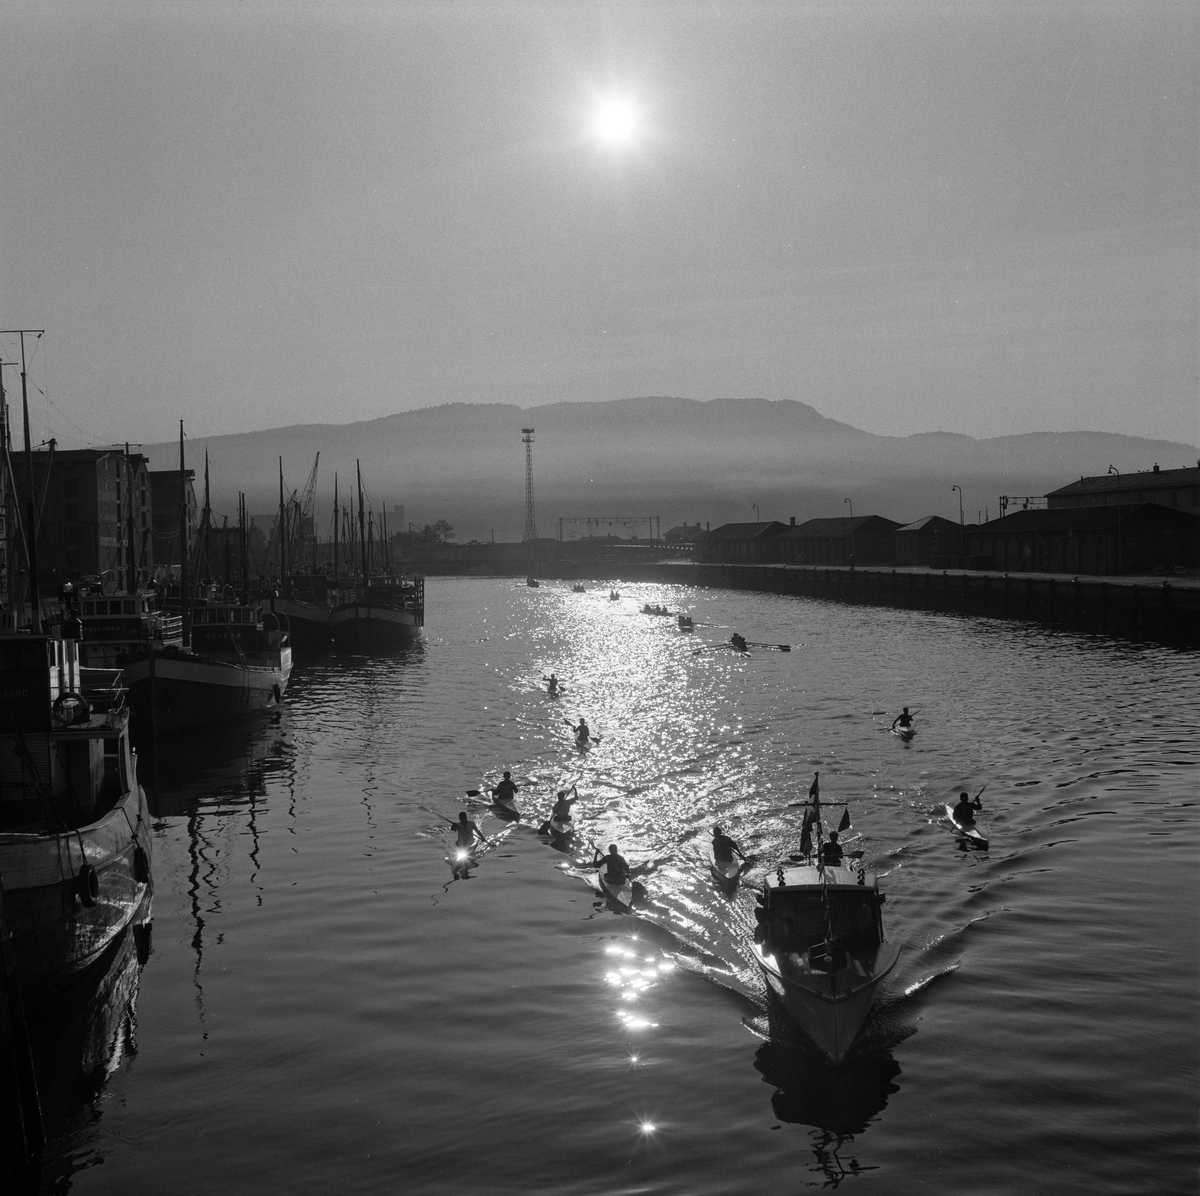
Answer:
[544, 673, 559, 695]
[492, 772, 519, 804]
[711, 824, 745, 864]
[594, 843, 630, 884]
[890, 707, 914, 731]
[454, 812, 485, 849]
[952, 791, 982, 825]
[819, 830, 844, 866]
[573, 717, 590, 744]
[730, 633, 748, 652]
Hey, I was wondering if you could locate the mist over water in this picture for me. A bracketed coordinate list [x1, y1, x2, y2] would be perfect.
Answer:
[47, 578, 1198, 1194]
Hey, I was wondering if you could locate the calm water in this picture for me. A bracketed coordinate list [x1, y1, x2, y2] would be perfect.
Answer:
[38, 578, 1199, 1194]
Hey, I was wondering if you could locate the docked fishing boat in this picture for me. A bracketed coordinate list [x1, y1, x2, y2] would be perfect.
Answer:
[0, 630, 153, 988]
[751, 776, 900, 1064]
[328, 461, 425, 649]
[329, 574, 424, 649]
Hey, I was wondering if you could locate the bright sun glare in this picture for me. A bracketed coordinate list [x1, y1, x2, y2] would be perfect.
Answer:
[593, 97, 638, 145]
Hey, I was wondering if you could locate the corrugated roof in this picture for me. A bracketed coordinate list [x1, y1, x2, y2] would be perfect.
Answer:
[975, 504, 1200, 532]
[703, 521, 788, 540]
[780, 516, 902, 538]
[895, 515, 962, 534]
[1048, 466, 1200, 497]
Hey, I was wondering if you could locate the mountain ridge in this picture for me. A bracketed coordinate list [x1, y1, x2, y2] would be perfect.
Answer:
[138, 396, 1197, 541]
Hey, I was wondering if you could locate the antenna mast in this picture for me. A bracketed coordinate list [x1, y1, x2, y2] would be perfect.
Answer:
[522, 427, 537, 541]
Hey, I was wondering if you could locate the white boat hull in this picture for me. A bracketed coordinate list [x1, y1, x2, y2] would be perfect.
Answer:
[753, 940, 900, 1063]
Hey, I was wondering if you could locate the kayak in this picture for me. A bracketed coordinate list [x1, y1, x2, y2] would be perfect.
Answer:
[594, 868, 636, 911]
[492, 795, 520, 820]
[548, 814, 573, 837]
[890, 725, 916, 740]
[706, 844, 743, 893]
[944, 803, 989, 850]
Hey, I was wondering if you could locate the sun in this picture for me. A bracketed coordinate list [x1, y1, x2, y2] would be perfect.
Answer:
[592, 96, 638, 145]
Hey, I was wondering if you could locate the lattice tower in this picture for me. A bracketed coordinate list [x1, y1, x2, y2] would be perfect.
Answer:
[522, 427, 537, 540]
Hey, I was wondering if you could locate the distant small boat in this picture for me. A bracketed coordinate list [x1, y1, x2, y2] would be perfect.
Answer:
[526, 577, 540, 588]
[572, 584, 586, 593]
[678, 614, 695, 631]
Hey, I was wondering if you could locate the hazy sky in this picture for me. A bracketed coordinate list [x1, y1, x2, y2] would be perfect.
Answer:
[2, 1, 1196, 448]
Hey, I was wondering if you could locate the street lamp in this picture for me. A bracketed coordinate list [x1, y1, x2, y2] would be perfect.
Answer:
[751, 503, 760, 523]
[843, 498, 854, 566]
[951, 485, 964, 561]
[1107, 465, 1122, 574]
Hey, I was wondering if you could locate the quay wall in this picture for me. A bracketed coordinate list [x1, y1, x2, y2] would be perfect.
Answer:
[613, 562, 1200, 648]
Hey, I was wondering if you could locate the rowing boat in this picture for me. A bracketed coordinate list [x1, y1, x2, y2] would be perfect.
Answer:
[944, 804, 988, 849]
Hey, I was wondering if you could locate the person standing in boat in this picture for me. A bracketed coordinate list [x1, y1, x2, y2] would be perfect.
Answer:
[819, 830, 845, 866]
[572, 717, 591, 745]
[890, 707, 914, 731]
[492, 772, 519, 804]
[593, 843, 630, 885]
[711, 825, 746, 864]
[454, 812, 485, 850]
[952, 791, 982, 825]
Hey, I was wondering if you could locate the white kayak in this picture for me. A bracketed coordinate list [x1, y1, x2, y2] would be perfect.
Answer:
[891, 724, 916, 740]
[594, 868, 635, 911]
[706, 844, 743, 893]
[548, 814, 573, 837]
[492, 795, 520, 820]
[944, 803, 988, 849]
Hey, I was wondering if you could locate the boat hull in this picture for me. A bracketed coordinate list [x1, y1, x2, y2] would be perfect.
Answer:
[753, 940, 901, 1064]
[124, 648, 292, 723]
[329, 603, 421, 649]
[267, 596, 331, 649]
[0, 782, 153, 989]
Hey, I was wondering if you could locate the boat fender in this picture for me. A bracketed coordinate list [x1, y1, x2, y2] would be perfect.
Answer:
[878, 893, 885, 903]
[272, 684, 282, 705]
[77, 863, 99, 908]
[134, 845, 151, 884]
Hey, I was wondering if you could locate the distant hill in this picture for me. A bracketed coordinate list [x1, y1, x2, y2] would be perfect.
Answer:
[140, 397, 1198, 542]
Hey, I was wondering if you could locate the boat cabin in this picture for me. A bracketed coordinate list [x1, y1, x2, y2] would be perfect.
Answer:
[755, 864, 886, 963]
[0, 635, 135, 832]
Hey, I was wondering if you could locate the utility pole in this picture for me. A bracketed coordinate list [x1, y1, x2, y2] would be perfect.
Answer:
[522, 427, 537, 541]
[843, 497, 854, 566]
[1107, 465, 1122, 573]
[951, 485, 964, 561]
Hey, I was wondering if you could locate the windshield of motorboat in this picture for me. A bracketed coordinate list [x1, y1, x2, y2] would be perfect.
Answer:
[766, 888, 883, 952]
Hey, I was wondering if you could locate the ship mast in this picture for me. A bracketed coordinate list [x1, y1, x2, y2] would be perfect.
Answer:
[356, 460, 367, 587]
[179, 421, 191, 649]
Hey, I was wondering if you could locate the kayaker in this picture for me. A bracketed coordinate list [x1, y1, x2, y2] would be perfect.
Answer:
[594, 843, 630, 884]
[573, 718, 590, 744]
[819, 831, 845, 866]
[552, 786, 578, 820]
[952, 791, 982, 825]
[890, 707, 914, 731]
[711, 825, 746, 863]
[730, 633, 748, 652]
[544, 673, 560, 695]
[454, 812, 485, 849]
[492, 772, 519, 804]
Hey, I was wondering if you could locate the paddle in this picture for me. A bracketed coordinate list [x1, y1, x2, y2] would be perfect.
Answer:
[744, 641, 792, 652]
